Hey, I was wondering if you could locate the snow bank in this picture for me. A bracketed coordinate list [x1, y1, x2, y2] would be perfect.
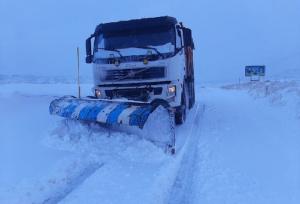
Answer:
[223, 80, 300, 115]
[190, 85, 300, 204]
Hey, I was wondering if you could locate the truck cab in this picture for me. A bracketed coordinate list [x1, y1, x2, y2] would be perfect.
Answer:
[85, 16, 195, 124]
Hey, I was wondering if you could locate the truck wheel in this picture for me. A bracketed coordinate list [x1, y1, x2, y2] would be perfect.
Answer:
[175, 85, 188, 125]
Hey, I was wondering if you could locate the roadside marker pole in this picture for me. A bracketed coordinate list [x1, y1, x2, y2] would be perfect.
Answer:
[77, 47, 81, 98]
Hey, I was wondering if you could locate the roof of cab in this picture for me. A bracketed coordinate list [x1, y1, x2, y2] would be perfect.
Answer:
[94, 16, 177, 34]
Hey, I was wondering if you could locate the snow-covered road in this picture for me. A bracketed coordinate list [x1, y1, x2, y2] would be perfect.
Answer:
[180, 86, 300, 204]
[0, 82, 299, 204]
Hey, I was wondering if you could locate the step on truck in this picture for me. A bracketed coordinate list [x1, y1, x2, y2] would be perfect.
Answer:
[49, 16, 195, 153]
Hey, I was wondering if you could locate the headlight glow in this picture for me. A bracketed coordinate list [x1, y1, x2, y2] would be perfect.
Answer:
[167, 85, 176, 96]
[143, 58, 149, 64]
[115, 59, 120, 66]
[95, 89, 101, 98]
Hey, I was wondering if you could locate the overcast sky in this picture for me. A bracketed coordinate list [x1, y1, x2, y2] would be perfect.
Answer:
[0, 0, 300, 83]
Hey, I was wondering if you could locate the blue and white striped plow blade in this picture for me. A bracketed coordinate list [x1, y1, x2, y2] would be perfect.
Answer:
[49, 96, 156, 129]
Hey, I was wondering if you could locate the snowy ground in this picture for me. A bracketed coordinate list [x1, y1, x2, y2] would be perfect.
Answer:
[0, 81, 299, 204]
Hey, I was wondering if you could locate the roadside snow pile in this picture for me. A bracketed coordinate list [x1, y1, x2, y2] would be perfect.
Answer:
[223, 80, 300, 116]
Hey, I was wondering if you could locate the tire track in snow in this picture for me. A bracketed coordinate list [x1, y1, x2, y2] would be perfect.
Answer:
[167, 104, 205, 204]
[42, 162, 104, 204]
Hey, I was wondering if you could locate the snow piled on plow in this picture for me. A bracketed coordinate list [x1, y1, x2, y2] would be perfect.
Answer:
[49, 104, 173, 151]
[140, 106, 173, 147]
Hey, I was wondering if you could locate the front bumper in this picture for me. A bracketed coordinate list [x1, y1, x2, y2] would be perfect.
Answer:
[93, 81, 180, 107]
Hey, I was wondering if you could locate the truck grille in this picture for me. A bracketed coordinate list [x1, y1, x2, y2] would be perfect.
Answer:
[105, 87, 162, 101]
[103, 67, 165, 81]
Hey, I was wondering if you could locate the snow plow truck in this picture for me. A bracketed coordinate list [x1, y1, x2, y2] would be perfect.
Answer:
[49, 16, 195, 153]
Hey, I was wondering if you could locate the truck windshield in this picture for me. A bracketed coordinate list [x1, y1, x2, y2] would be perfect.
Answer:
[96, 27, 175, 54]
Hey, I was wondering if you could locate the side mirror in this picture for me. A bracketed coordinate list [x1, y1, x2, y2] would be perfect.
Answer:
[86, 55, 93, 64]
[85, 35, 94, 63]
[176, 25, 182, 37]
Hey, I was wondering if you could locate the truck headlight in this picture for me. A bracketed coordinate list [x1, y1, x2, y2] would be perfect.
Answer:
[115, 59, 120, 66]
[143, 58, 149, 65]
[95, 89, 101, 98]
[167, 85, 176, 96]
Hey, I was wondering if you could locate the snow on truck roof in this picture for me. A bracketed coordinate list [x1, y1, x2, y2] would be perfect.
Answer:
[94, 16, 178, 34]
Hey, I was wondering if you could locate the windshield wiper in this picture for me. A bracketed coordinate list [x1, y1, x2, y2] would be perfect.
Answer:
[97, 48, 123, 58]
[130, 46, 164, 59]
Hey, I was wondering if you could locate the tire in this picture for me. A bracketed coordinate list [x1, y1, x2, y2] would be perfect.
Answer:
[175, 106, 186, 125]
[175, 85, 188, 125]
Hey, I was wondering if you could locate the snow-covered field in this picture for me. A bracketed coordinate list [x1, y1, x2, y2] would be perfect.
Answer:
[0, 81, 300, 204]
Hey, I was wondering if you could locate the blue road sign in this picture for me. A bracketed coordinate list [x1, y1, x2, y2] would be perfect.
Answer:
[245, 66, 265, 77]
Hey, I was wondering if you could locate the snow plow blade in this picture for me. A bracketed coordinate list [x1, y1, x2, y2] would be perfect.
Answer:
[49, 96, 176, 154]
[50, 96, 158, 129]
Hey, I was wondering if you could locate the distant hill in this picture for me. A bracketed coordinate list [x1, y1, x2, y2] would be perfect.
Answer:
[0, 75, 93, 84]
